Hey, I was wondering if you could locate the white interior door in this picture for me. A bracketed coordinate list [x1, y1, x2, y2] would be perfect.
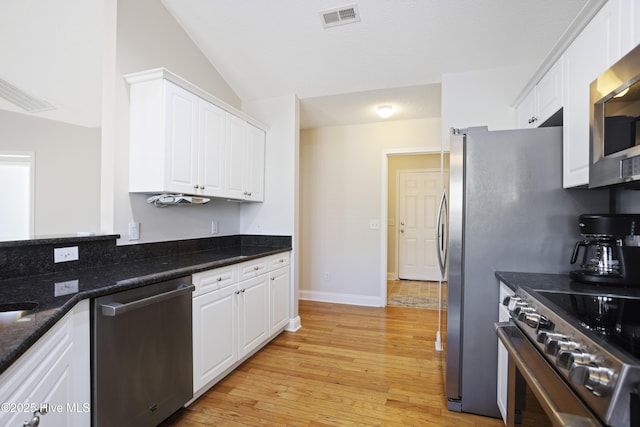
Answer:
[398, 170, 441, 281]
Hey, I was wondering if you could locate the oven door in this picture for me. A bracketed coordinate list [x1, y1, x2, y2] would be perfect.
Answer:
[495, 322, 603, 427]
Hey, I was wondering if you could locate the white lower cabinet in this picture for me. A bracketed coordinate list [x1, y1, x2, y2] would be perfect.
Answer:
[192, 284, 238, 393]
[497, 282, 514, 424]
[191, 252, 291, 396]
[269, 266, 290, 335]
[237, 275, 269, 358]
[0, 300, 90, 427]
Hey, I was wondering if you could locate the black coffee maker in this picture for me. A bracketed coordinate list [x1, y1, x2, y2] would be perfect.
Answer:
[570, 214, 640, 286]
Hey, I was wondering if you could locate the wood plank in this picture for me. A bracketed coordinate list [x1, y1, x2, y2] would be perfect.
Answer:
[161, 301, 502, 426]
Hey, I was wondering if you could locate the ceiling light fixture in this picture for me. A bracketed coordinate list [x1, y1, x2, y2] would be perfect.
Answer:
[377, 105, 393, 119]
[614, 87, 630, 98]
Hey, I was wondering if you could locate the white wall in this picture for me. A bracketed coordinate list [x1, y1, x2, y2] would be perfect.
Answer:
[242, 94, 300, 322]
[0, 110, 101, 237]
[102, 0, 247, 244]
[241, 95, 298, 237]
[300, 118, 441, 306]
[441, 65, 532, 145]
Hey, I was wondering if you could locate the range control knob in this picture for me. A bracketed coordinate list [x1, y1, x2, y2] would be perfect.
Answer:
[545, 337, 580, 356]
[537, 331, 563, 343]
[536, 315, 554, 331]
[516, 307, 536, 320]
[557, 350, 597, 370]
[502, 295, 519, 306]
[523, 313, 547, 328]
[507, 299, 526, 312]
[568, 364, 614, 397]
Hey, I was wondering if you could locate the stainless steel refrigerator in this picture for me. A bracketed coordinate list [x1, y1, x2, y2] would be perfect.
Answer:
[442, 126, 608, 417]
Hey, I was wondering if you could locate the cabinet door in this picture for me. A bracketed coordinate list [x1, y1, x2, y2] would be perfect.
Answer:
[516, 59, 563, 129]
[193, 285, 238, 393]
[164, 81, 199, 194]
[536, 58, 563, 125]
[226, 114, 248, 200]
[245, 124, 266, 202]
[237, 275, 269, 358]
[198, 100, 227, 197]
[563, 0, 621, 188]
[516, 89, 536, 129]
[0, 301, 90, 427]
[269, 267, 290, 335]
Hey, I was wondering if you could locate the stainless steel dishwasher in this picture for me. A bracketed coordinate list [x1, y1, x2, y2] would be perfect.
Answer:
[92, 276, 194, 427]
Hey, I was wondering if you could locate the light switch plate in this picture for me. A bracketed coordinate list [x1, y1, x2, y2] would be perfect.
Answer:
[128, 222, 140, 240]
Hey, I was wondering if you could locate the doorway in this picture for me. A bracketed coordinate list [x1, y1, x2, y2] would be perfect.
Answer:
[0, 151, 34, 240]
[397, 169, 441, 280]
[383, 152, 448, 308]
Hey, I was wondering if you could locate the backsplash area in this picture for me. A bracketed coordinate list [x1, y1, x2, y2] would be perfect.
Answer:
[0, 235, 291, 281]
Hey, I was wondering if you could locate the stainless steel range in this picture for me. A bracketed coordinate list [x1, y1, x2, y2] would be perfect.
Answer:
[500, 285, 640, 426]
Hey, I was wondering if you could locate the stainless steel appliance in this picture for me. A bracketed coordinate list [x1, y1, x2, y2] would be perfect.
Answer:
[445, 127, 608, 417]
[497, 284, 640, 426]
[590, 43, 640, 188]
[92, 277, 195, 426]
[571, 214, 640, 286]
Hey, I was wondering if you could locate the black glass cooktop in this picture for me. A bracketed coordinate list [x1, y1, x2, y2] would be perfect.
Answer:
[536, 289, 640, 359]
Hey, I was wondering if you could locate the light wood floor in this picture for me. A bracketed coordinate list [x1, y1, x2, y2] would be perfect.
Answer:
[162, 300, 502, 426]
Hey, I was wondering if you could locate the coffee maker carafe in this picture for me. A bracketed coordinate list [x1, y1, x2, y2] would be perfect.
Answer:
[570, 214, 640, 286]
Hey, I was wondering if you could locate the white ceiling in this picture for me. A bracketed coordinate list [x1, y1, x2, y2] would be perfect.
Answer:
[0, 0, 597, 129]
[0, 1, 103, 128]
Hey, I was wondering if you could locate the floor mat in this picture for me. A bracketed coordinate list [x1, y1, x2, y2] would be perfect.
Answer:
[387, 280, 447, 309]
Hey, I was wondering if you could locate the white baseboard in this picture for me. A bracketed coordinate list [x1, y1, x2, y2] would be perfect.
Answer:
[299, 290, 385, 307]
[285, 316, 301, 332]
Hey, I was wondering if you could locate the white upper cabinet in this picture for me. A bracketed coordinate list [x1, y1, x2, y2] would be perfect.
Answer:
[226, 115, 266, 202]
[126, 68, 266, 201]
[563, 0, 621, 188]
[517, 59, 563, 128]
[198, 99, 227, 197]
[246, 124, 266, 202]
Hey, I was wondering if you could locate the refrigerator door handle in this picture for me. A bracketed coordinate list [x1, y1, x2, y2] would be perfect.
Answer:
[436, 189, 448, 279]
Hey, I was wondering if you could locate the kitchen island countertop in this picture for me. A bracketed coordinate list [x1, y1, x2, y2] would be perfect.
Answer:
[0, 243, 291, 376]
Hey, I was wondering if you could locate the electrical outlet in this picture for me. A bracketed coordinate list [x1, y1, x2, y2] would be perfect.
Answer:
[54, 246, 79, 263]
[324, 272, 330, 281]
[128, 222, 140, 240]
[370, 219, 380, 230]
[211, 220, 219, 234]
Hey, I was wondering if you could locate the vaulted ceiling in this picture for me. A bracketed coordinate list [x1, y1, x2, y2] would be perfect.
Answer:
[0, 1, 599, 129]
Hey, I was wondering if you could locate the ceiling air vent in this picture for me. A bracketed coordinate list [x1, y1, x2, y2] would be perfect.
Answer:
[320, 4, 361, 29]
[0, 77, 55, 113]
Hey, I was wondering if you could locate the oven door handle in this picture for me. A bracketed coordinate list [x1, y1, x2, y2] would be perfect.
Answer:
[495, 322, 602, 427]
[101, 284, 195, 317]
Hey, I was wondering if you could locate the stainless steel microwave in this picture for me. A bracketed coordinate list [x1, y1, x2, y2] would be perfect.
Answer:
[590, 43, 640, 188]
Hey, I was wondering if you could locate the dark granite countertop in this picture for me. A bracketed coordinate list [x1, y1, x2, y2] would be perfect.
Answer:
[0, 244, 291, 376]
[496, 271, 574, 292]
[496, 271, 640, 299]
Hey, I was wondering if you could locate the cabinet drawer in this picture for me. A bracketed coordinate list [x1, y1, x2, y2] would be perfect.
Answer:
[193, 265, 237, 296]
[267, 252, 289, 272]
[238, 259, 268, 281]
